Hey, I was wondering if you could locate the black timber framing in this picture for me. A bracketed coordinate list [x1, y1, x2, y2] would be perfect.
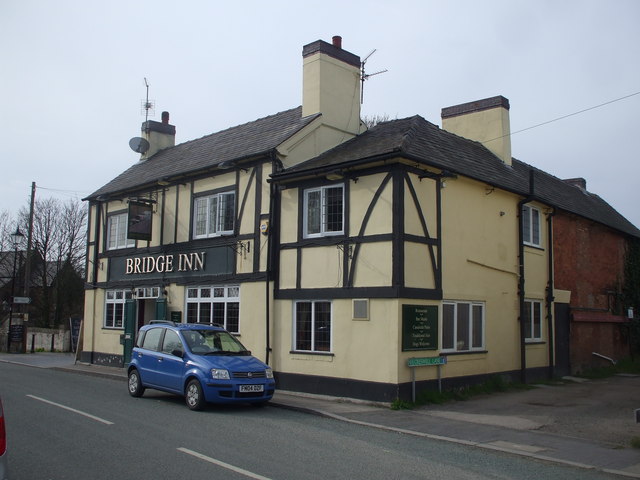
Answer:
[274, 163, 443, 300]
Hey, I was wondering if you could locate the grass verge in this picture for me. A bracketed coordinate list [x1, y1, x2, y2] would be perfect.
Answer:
[391, 375, 531, 410]
[391, 357, 640, 411]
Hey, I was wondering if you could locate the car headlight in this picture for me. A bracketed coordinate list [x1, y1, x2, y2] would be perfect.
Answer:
[265, 367, 274, 379]
[211, 368, 230, 380]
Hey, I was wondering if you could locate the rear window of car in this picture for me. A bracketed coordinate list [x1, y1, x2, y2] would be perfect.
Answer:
[141, 327, 164, 351]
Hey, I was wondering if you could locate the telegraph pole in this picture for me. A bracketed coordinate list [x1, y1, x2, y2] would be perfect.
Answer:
[22, 182, 35, 325]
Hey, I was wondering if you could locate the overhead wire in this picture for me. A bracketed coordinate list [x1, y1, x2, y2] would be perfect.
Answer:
[483, 90, 640, 144]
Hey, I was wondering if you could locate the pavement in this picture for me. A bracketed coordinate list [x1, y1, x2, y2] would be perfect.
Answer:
[2, 351, 640, 478]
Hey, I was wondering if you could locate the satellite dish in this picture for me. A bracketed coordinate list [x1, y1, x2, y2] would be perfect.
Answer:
[129, 137, 150, 154]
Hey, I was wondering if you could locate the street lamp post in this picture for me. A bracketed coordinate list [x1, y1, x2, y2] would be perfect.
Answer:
[7, 227, 24, 352]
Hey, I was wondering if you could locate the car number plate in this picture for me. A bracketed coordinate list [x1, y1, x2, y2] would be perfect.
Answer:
[239, 384, 264, 393]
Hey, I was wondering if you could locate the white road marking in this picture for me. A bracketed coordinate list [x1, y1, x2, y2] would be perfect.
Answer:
[26, 394, 114, 425]
[178, 447, 273, 480]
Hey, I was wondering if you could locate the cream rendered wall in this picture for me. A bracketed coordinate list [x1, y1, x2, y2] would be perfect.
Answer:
[161, 186, 178, 245]
[522, 201, 551, 369]
[192, 173, 237, 196]
[403, 174, 438, 289]
[279, 250, 297, 289]
[235, 282, 268, 363]
[404, 242, 436, 289]
[437, 175, 551, 378]
[404, 175, 437, 237]
[237, 168, 256, 236]
[351, 242, 392, 287]
[84, 287, 122, 357]
[440, 177, 520, 298]
[279, 188, 298, 244]
[300, 246, 343, 288]
[349, 173, 392, 236]
[174, 184, 193, 244]
[272, 298, 401, 384]
[82, 289, 97, 357]
[279, 126, 362, 170]
[236, 168, 257, 276]
[259, 163, 274, 273]
[83, 203, 102, 359]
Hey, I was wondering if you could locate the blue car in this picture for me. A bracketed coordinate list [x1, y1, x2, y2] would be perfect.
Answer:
[127, 322, 275, 410]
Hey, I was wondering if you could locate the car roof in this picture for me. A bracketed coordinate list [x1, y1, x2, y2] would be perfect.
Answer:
[142, 321, 226, 332]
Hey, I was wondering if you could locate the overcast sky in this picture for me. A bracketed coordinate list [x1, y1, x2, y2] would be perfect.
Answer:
[2, 0, 639, 228]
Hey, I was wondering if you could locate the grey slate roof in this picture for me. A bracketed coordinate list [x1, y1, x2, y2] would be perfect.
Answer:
[273, 115, 640, 238]
[86, 107, 318, 200]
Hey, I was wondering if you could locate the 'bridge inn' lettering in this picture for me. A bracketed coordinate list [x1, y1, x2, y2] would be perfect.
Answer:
[125, 252, 206, 275]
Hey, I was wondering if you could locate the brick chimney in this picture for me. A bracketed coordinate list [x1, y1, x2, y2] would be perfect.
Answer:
[302, 36, 362, 136]
[441, 96, 512, 166]
[141, 111, 176, 160]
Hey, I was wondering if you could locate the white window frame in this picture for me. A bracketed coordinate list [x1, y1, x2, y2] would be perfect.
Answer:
[193, 191, 235, 239]
[442, 301, 485, 353]
[293, 300, 332, 353]
[303, 184, 344, 238]
[185, 285, 240, 333]
[135, 287, 160, 299]
[522, 204, 541, 247]
[107, 212, 135, 250]
[104, 289, 133, 329]
[524, 299, 543, 342]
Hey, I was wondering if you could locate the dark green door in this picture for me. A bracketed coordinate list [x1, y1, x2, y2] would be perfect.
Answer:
[155, 298, 167, 321]
[123, 299, 136, 365]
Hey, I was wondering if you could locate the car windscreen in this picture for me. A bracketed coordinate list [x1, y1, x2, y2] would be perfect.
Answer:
[182, 329, 250, 355]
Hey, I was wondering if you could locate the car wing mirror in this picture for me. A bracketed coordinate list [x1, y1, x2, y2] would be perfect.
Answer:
[172, 348, 184, 358]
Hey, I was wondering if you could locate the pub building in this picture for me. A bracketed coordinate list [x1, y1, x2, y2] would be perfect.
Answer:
[82, 37, 639, 402]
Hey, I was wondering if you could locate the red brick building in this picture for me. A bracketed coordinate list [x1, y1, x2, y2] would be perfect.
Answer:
[552, 178, 637, 374]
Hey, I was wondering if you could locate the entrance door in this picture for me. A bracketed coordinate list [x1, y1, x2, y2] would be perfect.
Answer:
[554, 303, 571, 377]
[123, 299, 137, 366]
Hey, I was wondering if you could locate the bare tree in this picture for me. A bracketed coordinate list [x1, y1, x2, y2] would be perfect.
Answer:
[18, 198, 87, 327]
[59, 199, 87, 274]
[0, 210, 17, 251]
[362, 114, 393, 129]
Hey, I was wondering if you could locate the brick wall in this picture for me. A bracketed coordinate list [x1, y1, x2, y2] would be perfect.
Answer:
[554, 213, 626, 309]
[553, 212, 630, 372]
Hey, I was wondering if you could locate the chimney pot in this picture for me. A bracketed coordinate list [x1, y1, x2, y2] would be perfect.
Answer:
[162, 111, 170, 124]
[332, 36, 342, 49]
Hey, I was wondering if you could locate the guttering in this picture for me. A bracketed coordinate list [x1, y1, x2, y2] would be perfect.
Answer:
[264, 151, 280, 365]
[517, 169, 536, 384]
[269, 150, 402, 184]
[546, 207, 556, 377]
[85, 151, 275, 203]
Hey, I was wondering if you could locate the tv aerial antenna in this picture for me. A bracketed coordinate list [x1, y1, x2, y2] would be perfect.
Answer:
[360, 49, 388, 104]
[141, 77, 155, 122]
[128, 77, 153, 155]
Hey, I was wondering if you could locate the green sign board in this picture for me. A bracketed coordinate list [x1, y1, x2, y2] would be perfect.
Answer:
[408, 356, 447, 367]
[402, 304, 438, 351]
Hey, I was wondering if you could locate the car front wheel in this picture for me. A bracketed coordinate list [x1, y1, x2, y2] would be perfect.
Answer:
[128, 369, 145, 397]
[185, 379, 205, 410]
